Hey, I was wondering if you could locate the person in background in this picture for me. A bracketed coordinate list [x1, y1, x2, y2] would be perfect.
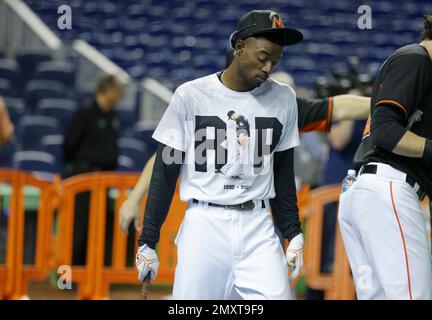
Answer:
[63, 74, 123, 176]
[63, 74, 123, 265]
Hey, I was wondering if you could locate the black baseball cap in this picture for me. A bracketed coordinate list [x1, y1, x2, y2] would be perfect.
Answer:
[230, 10, 303, 49]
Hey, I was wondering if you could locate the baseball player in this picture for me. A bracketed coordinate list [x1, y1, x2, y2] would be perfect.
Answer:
[338, 15, 432, 299]
[119, 91, 371, 233]
[135, 10, 304, 300]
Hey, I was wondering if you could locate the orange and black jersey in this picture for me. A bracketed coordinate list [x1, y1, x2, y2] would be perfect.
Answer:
[297, 96, 333, 133]
[355, 43, 432, 194]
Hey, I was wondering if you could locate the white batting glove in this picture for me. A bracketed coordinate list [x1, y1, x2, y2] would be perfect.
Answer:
[119, 199, 142, 234]
[136, 244, 159, 281]
[286, 233, 304, 281]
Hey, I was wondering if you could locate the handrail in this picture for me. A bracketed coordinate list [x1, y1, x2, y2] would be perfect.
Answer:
[3, 0, 62, 51]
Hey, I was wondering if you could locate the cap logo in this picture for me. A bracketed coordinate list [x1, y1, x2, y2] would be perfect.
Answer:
[269, 12, 284, 28]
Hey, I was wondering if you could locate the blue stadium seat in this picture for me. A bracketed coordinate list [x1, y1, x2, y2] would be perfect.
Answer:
[116, 108, 136, 132]
[117, 155, 137, 172]
[37, 98, 78, 129]
[13, 151, 57, 174]
[25, 0, 427, 92]
[25, 80, 65, 111]
[3, 96, 25, 125]
[40, 134, 64, 167]
[15, 48, 51, 78]
[118, 137, 152, 168]
[0, 141, 16, 168]
[0, 79, 12, 96]
[0, 59, 20, 84]
[35, 61, 76, 87]
[17, 115, 60, 150]
[132, 121, 159, 152]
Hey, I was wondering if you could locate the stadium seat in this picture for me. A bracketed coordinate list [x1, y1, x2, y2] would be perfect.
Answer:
[15, 48, 51, 78]
[37, 98, 78, 129]
[118, 137, 153, 169]
[3, 96, 25, 125]
[132, 121, 159, 150]
[0, 141, 16, 167]
[116, 108, 136, 132]
[25, 80, 66, 111]
[40, 134, 64, 167]
[0, 79, 12, 96]
[35, 61, 76, 87]
[16, 115, 60, 150]
[0, 59, 20, 85]
[117, 155, 137, 172]
[13, 151, 57, 173]
[24, 0, 428, 94]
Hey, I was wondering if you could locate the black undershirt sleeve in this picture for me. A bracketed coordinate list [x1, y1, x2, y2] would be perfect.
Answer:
[297, 97, 330, 132]
[138, 143, 183, 249]
[270, 148, 302, 241]
[370, 105, 407, 152]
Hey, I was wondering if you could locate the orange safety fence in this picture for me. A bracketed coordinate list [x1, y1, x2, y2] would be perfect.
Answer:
[56, 172, 187, 299]
[2, 169, 428, 300]
[301, 184, 356, 300]
[0, 169, 59, 299]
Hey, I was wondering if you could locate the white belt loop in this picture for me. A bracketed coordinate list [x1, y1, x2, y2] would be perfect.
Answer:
[252, 200, 260, 211]
[202, 200, 209, 209]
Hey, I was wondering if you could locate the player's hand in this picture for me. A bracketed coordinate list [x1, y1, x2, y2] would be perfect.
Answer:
[136, 244, 159, 281]
[285, 233, 304, 281]
[119, 199, 141, 234]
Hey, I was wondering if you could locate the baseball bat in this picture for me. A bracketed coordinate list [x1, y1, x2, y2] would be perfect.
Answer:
[140, 274, 151, 300]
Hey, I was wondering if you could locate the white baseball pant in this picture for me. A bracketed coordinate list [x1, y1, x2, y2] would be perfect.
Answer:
[172, 200, 291, 300]
[338, 162, 432, 300]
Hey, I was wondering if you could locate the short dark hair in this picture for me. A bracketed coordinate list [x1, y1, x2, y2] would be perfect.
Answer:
[227, 110, 235, 118]
[422, 14, 432, 40]
[95, 74, 123, 94]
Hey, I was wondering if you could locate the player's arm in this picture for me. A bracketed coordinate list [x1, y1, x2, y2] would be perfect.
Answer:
[137, 143, 183, 249]
[270, 148, 302, 241]
[332, 94, 370, 121]
[130, 153, 156, 202]
[328, 121, 355, 151]
[371, 106, 431, 159]
[119, 153, 156, 233]
[297, 95, 370, 134]
[271, 147, 304, 279]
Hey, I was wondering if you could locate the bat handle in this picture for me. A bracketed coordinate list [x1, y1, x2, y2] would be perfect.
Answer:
[140, 274, 151, 300]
